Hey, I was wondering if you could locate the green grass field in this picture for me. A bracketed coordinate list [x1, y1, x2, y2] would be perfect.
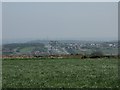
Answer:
[2, 58, 119, 88]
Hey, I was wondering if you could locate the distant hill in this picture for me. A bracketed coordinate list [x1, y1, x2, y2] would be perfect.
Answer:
[2, 40, 118, 56]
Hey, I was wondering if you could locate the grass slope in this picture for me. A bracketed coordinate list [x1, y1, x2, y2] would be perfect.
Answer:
[2, 58, 119, 88]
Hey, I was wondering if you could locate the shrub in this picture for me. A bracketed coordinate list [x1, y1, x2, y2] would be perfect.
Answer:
[90, 50, 104, 58]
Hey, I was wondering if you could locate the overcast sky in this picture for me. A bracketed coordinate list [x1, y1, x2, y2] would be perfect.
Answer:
[0, 3, 2, 44]
[2, 2, 118, 42]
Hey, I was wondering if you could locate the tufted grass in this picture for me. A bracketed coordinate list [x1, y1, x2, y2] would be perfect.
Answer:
[2, 58, 119, 88]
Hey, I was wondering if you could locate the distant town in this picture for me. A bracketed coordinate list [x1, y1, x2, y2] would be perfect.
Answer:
[2, 40, 118, 59]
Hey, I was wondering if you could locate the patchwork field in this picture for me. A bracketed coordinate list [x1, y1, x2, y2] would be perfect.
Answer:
[2, 58, 119, 88]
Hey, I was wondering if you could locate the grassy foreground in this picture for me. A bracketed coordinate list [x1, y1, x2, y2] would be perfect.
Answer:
[2, 58, 119, 88]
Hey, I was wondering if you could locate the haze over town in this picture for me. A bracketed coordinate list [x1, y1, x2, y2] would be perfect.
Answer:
[2, 2, 118, 44]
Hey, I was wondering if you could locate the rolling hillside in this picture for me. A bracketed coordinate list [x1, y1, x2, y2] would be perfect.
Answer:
[2, 40, 118, 56]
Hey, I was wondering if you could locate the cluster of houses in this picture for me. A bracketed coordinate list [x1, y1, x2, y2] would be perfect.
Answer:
[2, 40, 118, 59]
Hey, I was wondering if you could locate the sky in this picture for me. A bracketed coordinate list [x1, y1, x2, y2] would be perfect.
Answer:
[0, 2, 2, 45]
[2, 2, 118, 43]
[1, 0, 119, 2]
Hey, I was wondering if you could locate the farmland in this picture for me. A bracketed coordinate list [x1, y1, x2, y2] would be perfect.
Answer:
[2, 58, 119, 88]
